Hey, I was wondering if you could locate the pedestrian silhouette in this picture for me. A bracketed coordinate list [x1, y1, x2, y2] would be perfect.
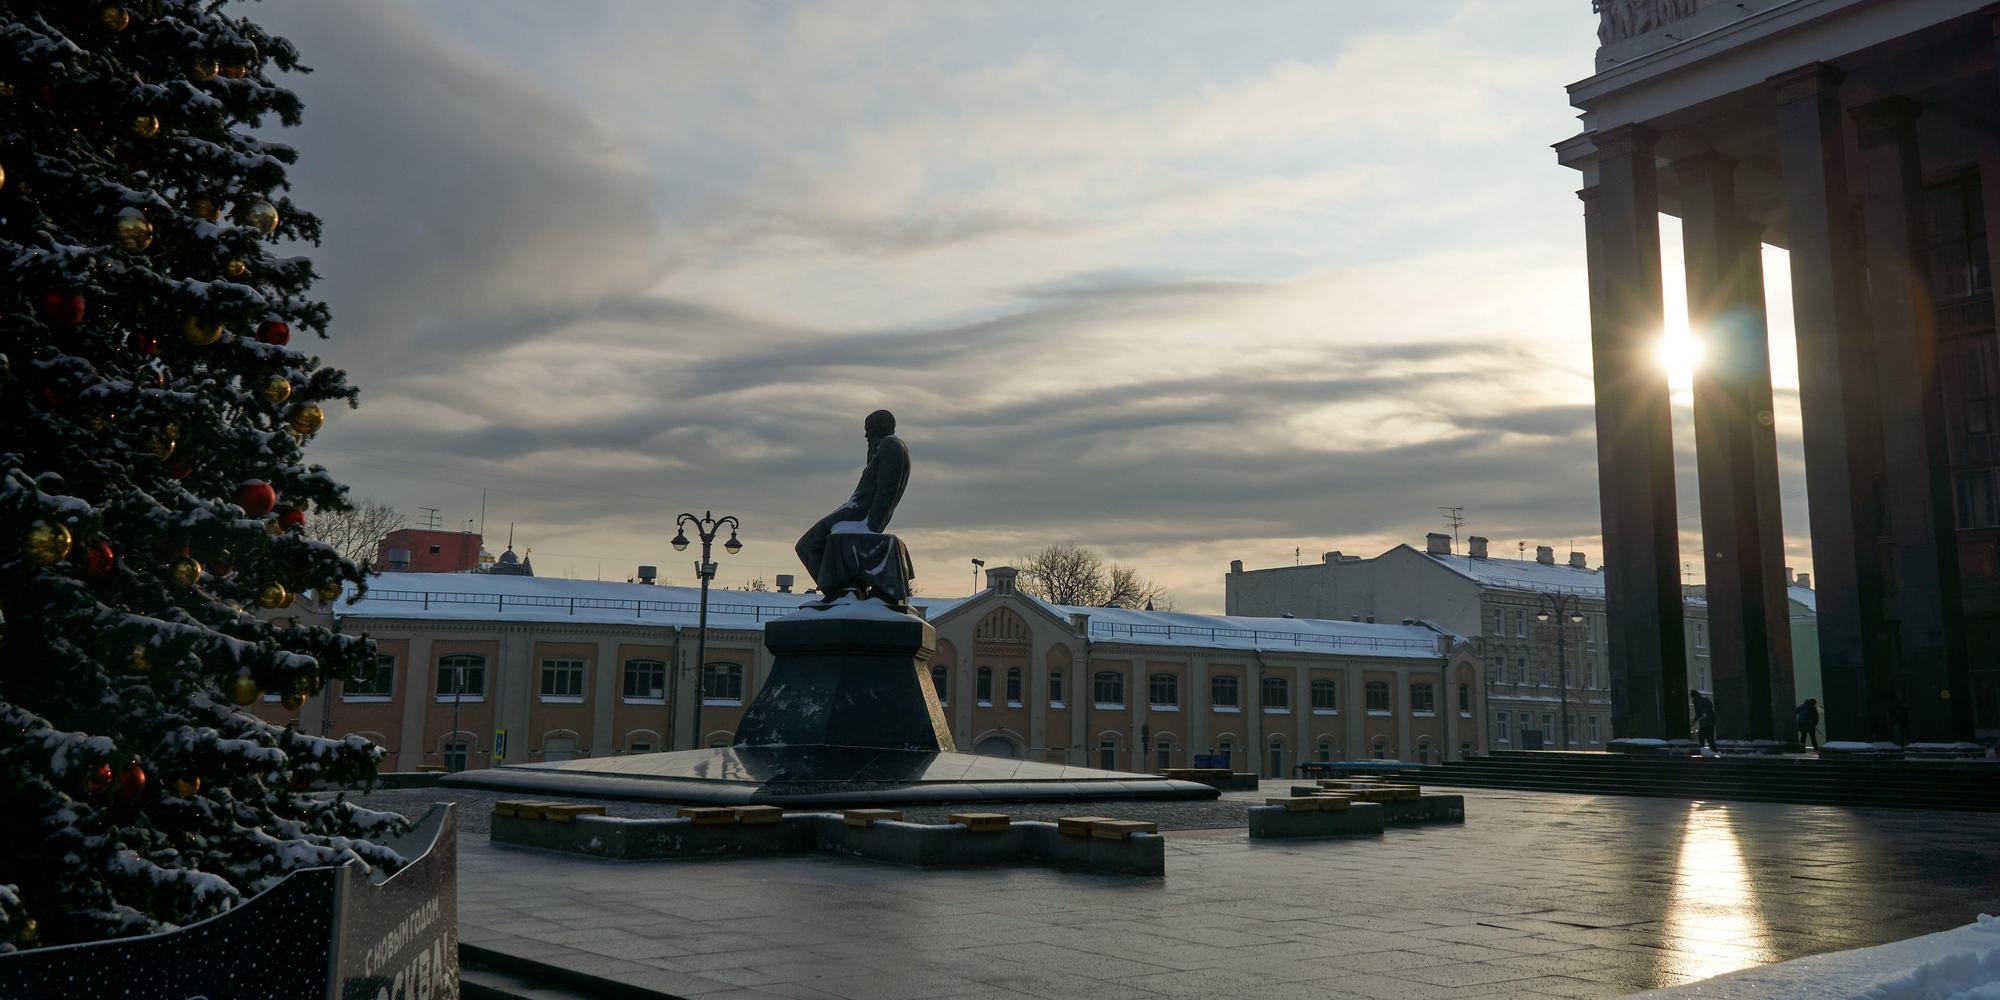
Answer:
[1689, 689, 1717, 752]
[1795, 697, 1820, 751]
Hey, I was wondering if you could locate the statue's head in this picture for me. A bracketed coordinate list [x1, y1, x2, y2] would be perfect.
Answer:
[864, 409, 896, 443]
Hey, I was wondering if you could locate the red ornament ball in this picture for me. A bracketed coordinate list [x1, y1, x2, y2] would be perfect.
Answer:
[113, 762, 147, 804]
[162, 455, 195, 479]
[86, 763, 113, 797]
[234, 480, 276, 516]
[81, 539, 116, 576]
[278, 507, 306, 531]
[38, 291, 86, 328]
[256, 320, 290, 346]
[126, 330, 160, 356]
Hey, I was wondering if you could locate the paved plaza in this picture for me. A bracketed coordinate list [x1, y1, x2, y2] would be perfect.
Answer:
[363, 784, 2000, 999]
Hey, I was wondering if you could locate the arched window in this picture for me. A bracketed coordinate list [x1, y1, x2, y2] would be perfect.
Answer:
[436, 654, 486, 700]
[625, 730, 660, 753]
[623, 659, 666, 702]
[1216, 737, 1234, 768]
[1371, 736, 1388, 760]
[1310, 678, 1338, 713]
[1093, 671, 1125, 708]
[1047, 670, 1064, 706]
[1262, 675, 1289, 712]
[1316, 739, 1334, 762]
[541, 729, 580, 761]
[1267, 735, 1285, 778]
[442, 736, 472, 773]
[1149, 672, 1178, 708]
[1416, 737, 1433, 765]
[701, 662, 744, 704]
[1098, 737, 1118, 770]
[976, 667, 993, 705]
[931, 664, 948, 703]
[1458, 682, 1471, 713]
[1154, 735, 1173, 770]
[1211, 674, 1240, 709]
[1005, 667, 1023, 706]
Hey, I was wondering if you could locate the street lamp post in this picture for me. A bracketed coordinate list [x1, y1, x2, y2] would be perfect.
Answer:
[672, 510, 742, 751]
[449, 662, 465, 772]
[1535, 592, 1587, 751]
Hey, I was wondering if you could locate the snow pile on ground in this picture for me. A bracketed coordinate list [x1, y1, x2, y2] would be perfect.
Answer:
[1629, 915, 2000, 999]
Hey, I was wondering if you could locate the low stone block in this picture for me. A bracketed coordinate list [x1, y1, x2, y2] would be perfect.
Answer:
[948, 812, 1010, 833]
[1387, 786, 1422, 801]
[1247, 802, 1386, 839]
[495, 799, 571, 820]
[1290, 785, 1324, 797]
[677, 806, 737, 826]
[1308, 795, 1352, 811]
[733, 805, 784, 825]
[1380, 794, 1466, 825]
[843, 808, 903, 827]
[1267, 797, 1320, 811]
[1058, 816, 1118, 837]
[540, 803, 607, 823]
[1090, 820, 1157, 840]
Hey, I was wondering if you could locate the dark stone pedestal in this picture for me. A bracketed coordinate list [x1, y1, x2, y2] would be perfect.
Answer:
[735, 610, 954, 752]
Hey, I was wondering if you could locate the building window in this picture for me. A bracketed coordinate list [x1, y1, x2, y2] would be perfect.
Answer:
[931, 665, 948, 704]
[1514, 609, 1527, 637]
[539, 658, 585, 701]
[1310, 678, 1338, 714]
[346, 654, 395, 699]
[702, 662, 744, 705]
[1417, 738, 1433, 765]
[1365, 681, 1390, 714]
[1005, 667, 1023, 706]
[1217, 738, 1233, 767]
[1371, 737, 1387, 760]
[1457, 682, 1471, 714]
[1099, 738, 1117, 770]
[443, 739, 470, 773]
[1155, 741, 1171, 770]
[1149, 672, 1179, 709]
[1047, 670, 1062, 706]
[1489, 607, 1503, 635]
[1541, 713, 1554, 737]
[1211, 674, 1240, 710]
[436, 654, 485, 701]
[1410, 683, 1435, 715]
[1261, 676, 1289, 713]
[1515, 656, 1528, 684]
[1093, 671, 1125, 708]
[623, 659, 666, 702]
[1928, 174, 1990, 302]
[976, 667, 993, 706]
[1497, 713, 1510, 743]
[1267, 736, 1284, 778]
[1693, 622, 1707, 652]
[1316, 739, 1333, 762]
[1588, 715, 1601, 744]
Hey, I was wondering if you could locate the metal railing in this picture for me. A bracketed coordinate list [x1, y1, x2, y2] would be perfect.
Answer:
[351, 588, 796, 624]
[1088, 620, 1438, 654]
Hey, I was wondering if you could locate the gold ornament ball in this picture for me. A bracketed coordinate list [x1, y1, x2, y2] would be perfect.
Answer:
[16, 917, 37, 945]
[258, 376, 292, 405]
[145, 419, 181, 459]
[172, 776, 201, 797]
[182, 316, 223, 346]
[189, 194, 219, 221]
[225, 258, 248, 278]
[130, 644, 152, 672]
[265, 518, 285, 536]
[221, 63, 248, 80]
[24, 521, 73, 565]
[241, 199, 279, 235]
[112, 207, 154, 252]
[129, 114, 160, 139]
[0, 81, 15, 97]
[287, 403, 324, 436]
[170, 556, 202, 589]
[281, 691, 307, 711]
[0, 162, 8, 192]
[316, 580, 343, 603]
[257, 582, 290, 609]
[228, 675, 260, 705]
[100, 6, 130, 30]
[191, 58, 218, 82]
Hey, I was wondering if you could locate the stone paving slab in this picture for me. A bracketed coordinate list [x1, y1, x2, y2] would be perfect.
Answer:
[358, 783, 2000, 999]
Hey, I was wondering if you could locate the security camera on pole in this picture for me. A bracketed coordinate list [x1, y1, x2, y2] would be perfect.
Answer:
[672, 511, 742, 750]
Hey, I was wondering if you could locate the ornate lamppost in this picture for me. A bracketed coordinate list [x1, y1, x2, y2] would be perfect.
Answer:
[1535, 592, 1587, 751]
[672, 510, 742, 750]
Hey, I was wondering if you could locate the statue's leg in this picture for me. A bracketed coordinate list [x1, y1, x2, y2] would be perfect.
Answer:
[795, 510, 842, 592]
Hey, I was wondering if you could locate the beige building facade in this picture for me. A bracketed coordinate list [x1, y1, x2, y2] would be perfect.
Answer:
[260, 567, 1487, 775]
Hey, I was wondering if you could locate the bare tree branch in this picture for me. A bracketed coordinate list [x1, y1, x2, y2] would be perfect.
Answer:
[307, 497, 407, 565]
[1017, 544, 1171, 609]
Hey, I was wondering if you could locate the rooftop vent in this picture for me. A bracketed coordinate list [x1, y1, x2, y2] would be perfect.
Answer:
[775, 574, 795, 593]
[1468, 536, 1488, 560]
[635, 565, 657, 585]
[1569, 551, 1587, 569]
[1536, 545, 1555, 566]
[1796, 572, 1812, 589]
[1230, 559, 1244, 574]
[1426, 532, 1450, 555]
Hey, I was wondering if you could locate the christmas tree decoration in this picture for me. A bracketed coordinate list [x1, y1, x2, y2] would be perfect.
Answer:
[1, 0, 402, 953]
[80, 539, 116, 576]
[277, 507, 306, 532]
[280, 691, 306, 711]
[315, 580, 342, 603]
[258, 375, 292, 405]
[37, 290, 86, 327]
[234, 480, 277, 516]
[0, 161, 9, 191]
[256, 583, 289, 609]
[181, 315, 223, 346]
[256, 319, 290, 345]
[23, 521, 72, 565]
[286, 403, 324, 436]
[112, 206, 154, 250]
[240, 199, 279, 234]
[112, 762, 147, 804]
[227, 675, 260, 706]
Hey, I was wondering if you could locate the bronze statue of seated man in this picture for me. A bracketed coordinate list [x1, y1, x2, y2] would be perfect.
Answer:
[795, 409, 915, 607]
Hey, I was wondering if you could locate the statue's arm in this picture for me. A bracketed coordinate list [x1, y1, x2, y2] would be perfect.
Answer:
[866, 444, 907, 532]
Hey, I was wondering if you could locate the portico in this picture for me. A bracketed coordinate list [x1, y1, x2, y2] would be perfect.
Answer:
[1563, 0, 2000, 742]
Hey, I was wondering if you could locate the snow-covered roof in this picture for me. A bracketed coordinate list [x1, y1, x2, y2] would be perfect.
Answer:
[340, 573, 1450, 658]
[1789, 585, 1816, 613]
[1420, 551, 1607, 596]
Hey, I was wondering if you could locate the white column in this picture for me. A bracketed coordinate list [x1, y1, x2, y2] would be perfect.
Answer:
[591, 638, 620, 756]
[1396, 666, 1414, 763]
[1294, 662, 1310, 769]
[1345, 662, 1365, 760]
[498, 628, 533, 765]
[398, 635, 432, 773]
[1189, 655, 1209, 757]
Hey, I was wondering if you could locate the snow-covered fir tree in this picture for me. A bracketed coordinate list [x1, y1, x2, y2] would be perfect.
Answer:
[0, 0, 405, 951]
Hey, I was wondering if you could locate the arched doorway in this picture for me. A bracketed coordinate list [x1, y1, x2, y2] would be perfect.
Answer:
[972, 734, 1021, 759]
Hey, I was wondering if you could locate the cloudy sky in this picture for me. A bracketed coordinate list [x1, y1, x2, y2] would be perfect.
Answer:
[259, 0, 1816, 611]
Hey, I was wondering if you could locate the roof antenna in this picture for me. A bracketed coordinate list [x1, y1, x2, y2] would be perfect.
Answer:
[1438, 507, 1465, 553]
[417, 506, 441, 530]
